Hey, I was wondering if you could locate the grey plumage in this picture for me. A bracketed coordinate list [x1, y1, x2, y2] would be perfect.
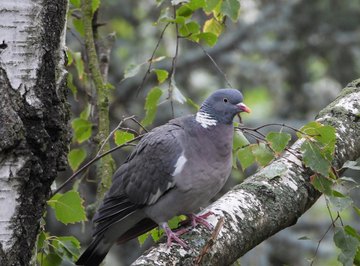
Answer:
[76, 89, 250, 266]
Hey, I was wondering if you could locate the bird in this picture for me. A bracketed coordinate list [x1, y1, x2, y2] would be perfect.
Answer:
[75, 89, 251, 266]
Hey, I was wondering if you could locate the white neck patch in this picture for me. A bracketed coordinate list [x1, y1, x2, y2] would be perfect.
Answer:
[195, 111, 217, 128]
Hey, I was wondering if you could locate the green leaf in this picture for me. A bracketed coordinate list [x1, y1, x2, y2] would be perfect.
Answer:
[124, 63, 143, 80]
[263, 163, 287, 178]
[92, 0, 100, 13]
[73, 52, 84, 80]
[329, 191, 353, 212]
[233, 131, 250, 150]
[114, 131, 135, 146]
[221, 0, 240, 22]
[41, 253, 62, 266]
[142, 87, 163, 126]
[188, 0, 206, 10]
[152, 69, 169, 84]
[70, 0, 81, 8]
[204, 0, 221, 12]
[73, 18, 84, 37]
[344, 225, 360, 241]
[53, 236, 81, 259]
[66, 50, 73, 66]
[301, 140, 330, 177]
[237, 146, 255, 169]
[298, 122, 336, 160]
[67, 73, 78, 99]
[353, 206, 360, 218]
[196, 32, 218, 47]
[311, 174, 333, 195]
[355, 249, 360, 266]
[48, 191, 87, 225]
[298, 236, 311, 240]
[171, 85, 187, 104]
[266, 132, 291, 153]
[71, 118, 92, 143]
[37, 231, 47, 250]
[334, 226, 359, 266]
[252, 143, 274, 166]
[80, 104, 91, 120]
[203, 18, 223, 37]
[179, 21, 200, 37]
[186, 97, 200, 111]
[176, 6, 193, 17]
[68, 148, 87, 171]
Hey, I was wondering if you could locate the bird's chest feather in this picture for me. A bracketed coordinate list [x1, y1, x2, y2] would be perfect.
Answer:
[175, 124, 233, 194]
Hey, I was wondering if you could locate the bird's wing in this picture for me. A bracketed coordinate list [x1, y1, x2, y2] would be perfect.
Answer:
[119, 122, 185, 205]
[92, 122, 185, 237]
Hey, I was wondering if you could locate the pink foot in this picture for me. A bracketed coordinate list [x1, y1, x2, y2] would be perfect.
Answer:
[188, 212, 214, 230]
[179, 211, 215, 230]
[162, 223, 188, 249]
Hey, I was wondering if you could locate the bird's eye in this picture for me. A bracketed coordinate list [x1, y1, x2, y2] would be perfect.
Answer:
[223, 98, 228, 103]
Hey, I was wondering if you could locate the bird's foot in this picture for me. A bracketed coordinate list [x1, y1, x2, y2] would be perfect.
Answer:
[188, 212, 214, 230]
[162, 223, 188, 249]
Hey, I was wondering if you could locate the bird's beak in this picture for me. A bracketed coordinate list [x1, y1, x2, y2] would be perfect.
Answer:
[237, 103, 251, 113]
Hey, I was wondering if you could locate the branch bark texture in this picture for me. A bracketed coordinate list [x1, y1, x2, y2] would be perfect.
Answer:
[0, 1, 69, 265]
[133, 80, 360, 265]
[82, 0, 115, 199]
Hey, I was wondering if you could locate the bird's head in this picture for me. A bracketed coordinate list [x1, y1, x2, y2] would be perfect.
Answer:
[196, 89, 251, 127]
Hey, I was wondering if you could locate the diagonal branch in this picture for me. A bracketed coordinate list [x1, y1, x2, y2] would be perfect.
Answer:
[133, 80, 360, 265]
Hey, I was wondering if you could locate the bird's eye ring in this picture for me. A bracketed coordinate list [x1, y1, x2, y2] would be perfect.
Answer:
[223, 98, 228, 103]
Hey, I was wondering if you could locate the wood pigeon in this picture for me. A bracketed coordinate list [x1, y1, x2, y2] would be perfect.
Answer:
[76, 89, 251, 266]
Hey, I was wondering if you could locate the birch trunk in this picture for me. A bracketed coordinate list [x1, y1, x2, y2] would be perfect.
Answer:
[0, 1, 69, 265]
[133, 80, 360, 265]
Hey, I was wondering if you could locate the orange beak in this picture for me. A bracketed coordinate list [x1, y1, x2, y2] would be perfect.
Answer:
[237, 103, 251, 113]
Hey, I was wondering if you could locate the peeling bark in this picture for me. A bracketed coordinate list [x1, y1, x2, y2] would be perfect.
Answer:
[0, 1, 69, 265]
[133, 80, 360, 266]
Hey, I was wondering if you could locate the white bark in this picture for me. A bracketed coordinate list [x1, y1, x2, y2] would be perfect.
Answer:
[0, 1, 44, 106]
[0, 0, 45, 251]
[133, 81, 360, 265]
[0, 0, 69, 264]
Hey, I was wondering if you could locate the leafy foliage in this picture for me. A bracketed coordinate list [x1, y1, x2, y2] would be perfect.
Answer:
[334, 226, 360, 266]
[71, 118, 92, 144]
[266, 132, 291, 154]
[48, 191, 87, 225]
[142, 87, 163, 126]
[68, 148, 87, 171]
[37, 230, 81, 266]
[114, 130, 135, 146]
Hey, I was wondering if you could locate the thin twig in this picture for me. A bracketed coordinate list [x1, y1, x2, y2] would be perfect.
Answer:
[118, 127, 140, 136]
[130, 116, 149, 133]
[194, 217, 225, 265]
[194, 42, 232, 88]
[136, 23, 170, 96]
[96, 115, 136, 156]
[239, 123, 315, 137]
[310, 215, 339, 266]
[167, 6, 179, 118]
[52, 135, 144, 196]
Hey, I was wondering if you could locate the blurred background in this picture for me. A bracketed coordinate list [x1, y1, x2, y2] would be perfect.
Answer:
[53, 0, 360, 265]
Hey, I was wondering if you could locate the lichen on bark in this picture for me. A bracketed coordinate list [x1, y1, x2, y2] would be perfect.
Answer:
[0, 0, 69, 265]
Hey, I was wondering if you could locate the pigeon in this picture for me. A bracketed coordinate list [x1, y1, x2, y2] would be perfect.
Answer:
[75, 89, 251, 266]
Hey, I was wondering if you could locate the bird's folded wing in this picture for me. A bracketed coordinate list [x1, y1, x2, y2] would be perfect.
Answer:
[91, 122, 185, 237]
[119, 123, 184, 205]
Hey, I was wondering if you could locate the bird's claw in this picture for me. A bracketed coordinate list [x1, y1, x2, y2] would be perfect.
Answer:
[162, 223, 189, 249]
[189, 212, 214, 230]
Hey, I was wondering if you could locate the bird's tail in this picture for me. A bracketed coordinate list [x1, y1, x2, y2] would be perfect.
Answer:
[75, 235, 111, 266]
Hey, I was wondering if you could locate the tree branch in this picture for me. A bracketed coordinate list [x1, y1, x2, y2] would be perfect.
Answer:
[82, 0, 115, 198]
[133, 80, 360, 265]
